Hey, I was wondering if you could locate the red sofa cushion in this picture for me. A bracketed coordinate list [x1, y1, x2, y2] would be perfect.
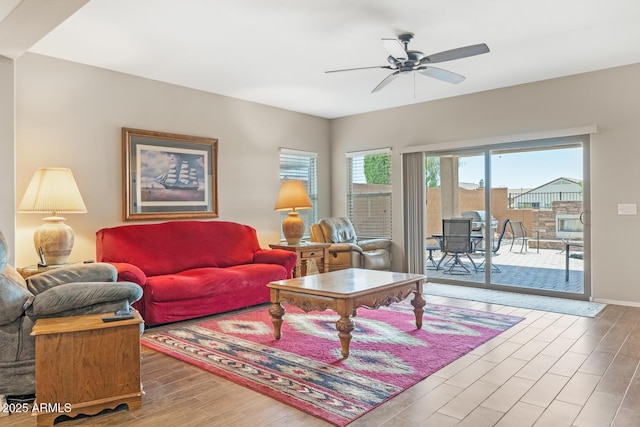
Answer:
[96, 221, 263, 276]
[146, 264, 286, 302]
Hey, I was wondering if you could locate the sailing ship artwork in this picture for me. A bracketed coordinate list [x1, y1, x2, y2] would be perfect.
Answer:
[155, 157, 200, 191]
[124, 128, 218, 220]
[138, 147, 208, 205]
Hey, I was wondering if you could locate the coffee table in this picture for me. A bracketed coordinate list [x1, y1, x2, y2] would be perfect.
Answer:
[267, 268, 426, 358]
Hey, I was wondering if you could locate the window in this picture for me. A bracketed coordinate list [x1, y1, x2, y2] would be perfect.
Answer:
[279, 148, 318, 239]
[347, 148, 392, 239]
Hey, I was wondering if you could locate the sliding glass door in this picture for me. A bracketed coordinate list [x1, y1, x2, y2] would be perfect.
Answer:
[426, 151, 486, 284]
[425, 137, 590, 300]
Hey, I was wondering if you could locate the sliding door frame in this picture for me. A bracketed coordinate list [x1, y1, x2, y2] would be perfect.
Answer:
[420, 135, 591, 300]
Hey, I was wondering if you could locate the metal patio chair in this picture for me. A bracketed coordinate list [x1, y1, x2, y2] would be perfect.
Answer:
[509, 220, 531, 253]
[425, 237, 442, 270]
[436, 218, 476, 274]
[476, 218, 510, 272]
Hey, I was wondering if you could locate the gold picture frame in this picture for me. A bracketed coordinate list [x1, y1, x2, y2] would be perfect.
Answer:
[123, 127, 218, 221]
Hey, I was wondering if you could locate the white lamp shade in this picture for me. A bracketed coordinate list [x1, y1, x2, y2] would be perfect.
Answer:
[18, 167, 87, 215]
[18, 167, 87, 265]
[274, 180, 312, 211]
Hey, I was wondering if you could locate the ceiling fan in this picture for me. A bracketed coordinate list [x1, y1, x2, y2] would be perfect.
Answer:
[326, 32, 490, 93]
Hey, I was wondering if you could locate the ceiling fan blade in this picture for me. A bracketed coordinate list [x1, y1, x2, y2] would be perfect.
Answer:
[372, 70, 401, 93]
[381, 38, 407, 61]
[325, 65, 392, 73]
[419, 66, 466, 84]
[420, 43, 490, 64]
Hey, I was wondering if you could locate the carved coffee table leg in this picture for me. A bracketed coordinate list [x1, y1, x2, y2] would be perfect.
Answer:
[269, 303, 285, 339]
[336, 316, 355, 358]
[411, 290, 426, 329]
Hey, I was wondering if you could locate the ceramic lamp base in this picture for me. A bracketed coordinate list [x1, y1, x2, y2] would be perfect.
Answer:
[282, 211, 304, 244]
[34, 216, 74, 265]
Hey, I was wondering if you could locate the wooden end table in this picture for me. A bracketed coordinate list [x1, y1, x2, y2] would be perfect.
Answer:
[268, 268, 426, 358]
[268, 242, 331, 277]
[16, 265, 63, 279]
[31, 311, 144, 426]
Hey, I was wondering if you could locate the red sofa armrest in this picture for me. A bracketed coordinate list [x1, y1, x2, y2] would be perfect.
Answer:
[254, 249, 297, 279]
[110, 262, 147, 286]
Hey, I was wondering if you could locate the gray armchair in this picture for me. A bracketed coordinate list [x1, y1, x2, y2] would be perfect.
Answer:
[309, 217, 391, 271]
[0, 230, 143, 399]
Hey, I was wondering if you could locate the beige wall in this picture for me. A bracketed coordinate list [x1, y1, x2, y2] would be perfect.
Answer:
[9, 51, 640, 306]
[330, 63, 640, 306]
[13, 53, 331, 265]
[0, 56, 15, 261]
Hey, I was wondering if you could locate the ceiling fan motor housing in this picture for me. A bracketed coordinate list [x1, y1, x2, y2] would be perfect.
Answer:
[388, 50, 425, 69]
[397, 32, 415, 44]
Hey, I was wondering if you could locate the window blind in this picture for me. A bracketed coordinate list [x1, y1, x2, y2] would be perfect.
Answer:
[347, 148, 392, 239]
[279, 148, 318, 239]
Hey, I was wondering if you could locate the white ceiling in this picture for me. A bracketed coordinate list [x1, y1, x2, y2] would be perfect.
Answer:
[14, 0, 640, 118]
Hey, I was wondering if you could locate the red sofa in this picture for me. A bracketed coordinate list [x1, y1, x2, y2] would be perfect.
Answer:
[96, 220, 297, 326]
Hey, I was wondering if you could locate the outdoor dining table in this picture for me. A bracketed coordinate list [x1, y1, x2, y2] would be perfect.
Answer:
[565, 240, 584, 281]
[431, 233, 484, 252]
[429, 233, 484, 273]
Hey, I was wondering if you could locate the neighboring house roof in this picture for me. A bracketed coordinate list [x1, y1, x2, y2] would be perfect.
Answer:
[508, 188, 533, 196]
[451, 177, 581, 194]
[459, 182, 480, 191]
[516, 177, 581, 195]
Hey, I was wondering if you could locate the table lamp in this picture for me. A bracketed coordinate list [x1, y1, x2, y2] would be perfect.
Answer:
[274, 180, 312, 244]
[18, 167, 87, 265]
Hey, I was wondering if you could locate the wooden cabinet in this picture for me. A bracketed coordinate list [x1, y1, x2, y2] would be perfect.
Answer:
[269, 242, 330, 277]
[31, 311, 143, 426]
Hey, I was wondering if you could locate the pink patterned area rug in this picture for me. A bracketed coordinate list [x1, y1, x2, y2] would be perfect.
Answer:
[141, 303, 523, 426]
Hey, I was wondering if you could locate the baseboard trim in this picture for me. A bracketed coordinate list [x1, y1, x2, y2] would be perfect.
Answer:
[593, 298, 640, 308]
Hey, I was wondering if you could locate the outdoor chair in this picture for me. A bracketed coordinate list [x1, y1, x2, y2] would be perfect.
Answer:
[425, 237, 441, 270]
[436, 218, 476, 274]
[509, 220, 531, 252]
[476, 218, 510, 272]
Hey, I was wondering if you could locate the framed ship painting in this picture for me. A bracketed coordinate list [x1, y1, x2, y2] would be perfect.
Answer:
[123, 128, 218, 220]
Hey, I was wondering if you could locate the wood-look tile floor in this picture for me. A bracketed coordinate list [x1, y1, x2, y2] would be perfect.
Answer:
[4, 294, 640, 426]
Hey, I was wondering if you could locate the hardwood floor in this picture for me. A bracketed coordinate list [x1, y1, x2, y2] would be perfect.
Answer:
[4, 294, 640, 426]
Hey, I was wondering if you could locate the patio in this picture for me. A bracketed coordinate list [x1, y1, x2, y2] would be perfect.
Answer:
[426, 242, 585, 295]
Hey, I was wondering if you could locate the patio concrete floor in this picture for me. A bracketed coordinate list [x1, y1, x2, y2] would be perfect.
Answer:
[426, 242, 585, 295]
